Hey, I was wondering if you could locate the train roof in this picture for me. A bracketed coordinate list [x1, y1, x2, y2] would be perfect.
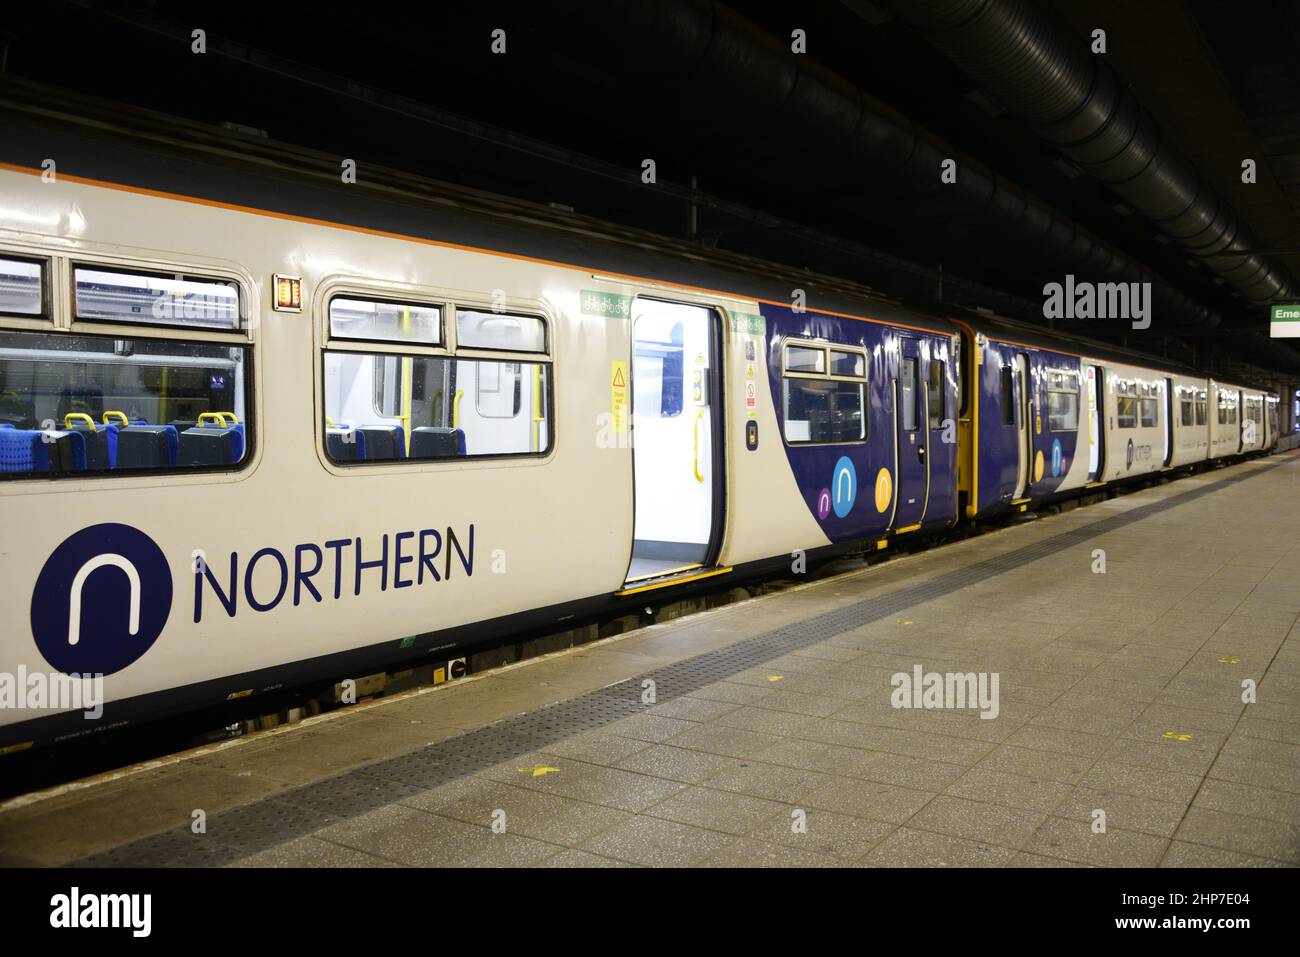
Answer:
[0, 78, 1279, 396]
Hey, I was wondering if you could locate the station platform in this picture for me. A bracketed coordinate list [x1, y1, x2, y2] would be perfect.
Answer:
[3, 452, 1298, 868]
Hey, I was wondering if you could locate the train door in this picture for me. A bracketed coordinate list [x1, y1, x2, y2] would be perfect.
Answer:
[1162, 377, 1174, 466]
[625, 298, 724, 584]
[1085, 365, 1103, 481]
[1012, 353, 1030, 498]
[894, 337, 926, 528]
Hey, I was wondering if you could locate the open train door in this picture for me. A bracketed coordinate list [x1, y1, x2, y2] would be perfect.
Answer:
[1085, 365, 1103, 481]
[622, 297, 726, 587]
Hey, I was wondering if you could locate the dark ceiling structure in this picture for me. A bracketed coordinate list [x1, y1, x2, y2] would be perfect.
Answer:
[2, 0, 1298, 390]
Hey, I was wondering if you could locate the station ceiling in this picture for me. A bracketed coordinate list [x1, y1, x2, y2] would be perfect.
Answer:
[3, 0, 1299, 383]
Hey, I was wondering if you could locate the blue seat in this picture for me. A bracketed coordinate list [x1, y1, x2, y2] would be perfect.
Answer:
[325, 426, 357, 462]
[179, 425, 243, 466]
[0, 428, 87, 473]
[116, 424, 178, 468]
[65, 418, 118, 469]
[354, 425, 406, 461]
[410, 427, 467, 458]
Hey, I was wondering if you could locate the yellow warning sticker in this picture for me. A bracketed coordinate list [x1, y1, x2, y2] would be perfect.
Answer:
[610, 360, 628, 434]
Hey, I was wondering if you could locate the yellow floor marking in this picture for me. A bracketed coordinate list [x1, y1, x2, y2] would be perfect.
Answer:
[519, 765, 561, 778]
[897, 619, 913, 625]
[1162, 731, 1193, 742]
[766, 675, 784, 682]
[1217, 657, 1240, 664]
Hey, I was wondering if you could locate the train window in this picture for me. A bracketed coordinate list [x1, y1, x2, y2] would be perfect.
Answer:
[1179, 396, 1194, 427]
[928, 360, 944, 428]
[782, 379, 864, 443]
[1000, 366, 1013, 425]
[330, 297, 441, 346]
[0, 330, 249, 477]
[1195, 394, 1207, 426]
[1048, 390, 1079, 431]
[73, 266, 241, 331]
[1138, 398, 1158, 428]
[457, 309, 546, 352]
[324, 350, 550, 461]
[785, 345, 825, 374]
[781, 339, 866, 444]
[900, 357, 918, 431]
[830, 350, 864, 377]
[0, 256, 43, 317]
[1217, 392, 1237, 425]
[1116, 397, 1137, 429]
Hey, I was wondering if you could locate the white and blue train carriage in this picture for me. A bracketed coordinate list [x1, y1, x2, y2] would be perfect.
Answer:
[0, 91, 1280, 753]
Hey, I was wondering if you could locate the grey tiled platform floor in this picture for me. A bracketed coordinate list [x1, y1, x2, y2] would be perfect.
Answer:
[3, 453, 1299, 867]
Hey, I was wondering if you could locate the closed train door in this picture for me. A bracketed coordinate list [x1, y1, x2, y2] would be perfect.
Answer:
[625, 298, 725, 585]
[894, 337, 927, 528]
[1013, 352, 1030, 498]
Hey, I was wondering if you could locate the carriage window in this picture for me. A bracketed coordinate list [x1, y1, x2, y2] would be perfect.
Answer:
[1194, 395, 1207, 426]
[1116, 396, 1137, 429]
[0, 256, 43, 317]
[785, 345, 825, 374]
[331, 297, 441, 345]
[1138, 398, 1158, 428]
[928, 360, 944, 428]
[324, 351, 550, 461]
[1048, 390, 1079, 431]
[0, 330, 249, 477]
[781, 340, 865, 444]
[1046, 370, 1079, 432]
[1217, 393, 1237, 425]
[830, 350, 864, 377]
[74, 266, 241, 331]
[782, 379, 864, 443]
[1179, 396, 1194, 427]
[457, 310, 546, 352]
[1000, 366, 1014, 425]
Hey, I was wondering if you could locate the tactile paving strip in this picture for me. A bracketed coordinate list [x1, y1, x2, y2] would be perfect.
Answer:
[72, 459, 1285, 867]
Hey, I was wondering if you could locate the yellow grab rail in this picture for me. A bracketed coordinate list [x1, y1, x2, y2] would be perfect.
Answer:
[452, 389, 464, 428]
[198, 412, 229, 429]
[692, 409, 705, 484]
[102, 410, 129, 428]
[63, 412, 96, 430]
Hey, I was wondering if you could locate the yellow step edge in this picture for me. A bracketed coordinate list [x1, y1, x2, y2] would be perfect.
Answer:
[616, 566, 734, 596]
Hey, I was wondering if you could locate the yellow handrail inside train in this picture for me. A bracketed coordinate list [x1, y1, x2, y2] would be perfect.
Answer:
[198, 412, 228, 429]
[102, 410, 129, 428]
[63, 412, 96, 430]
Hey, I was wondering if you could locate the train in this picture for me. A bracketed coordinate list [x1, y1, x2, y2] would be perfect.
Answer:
[0, 88, 1281, 753]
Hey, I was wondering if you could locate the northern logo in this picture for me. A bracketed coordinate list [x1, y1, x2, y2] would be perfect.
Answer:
[30, 524, 172, 675]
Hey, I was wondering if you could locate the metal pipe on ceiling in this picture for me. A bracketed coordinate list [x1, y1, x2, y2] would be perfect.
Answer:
[871, 0, 1296, 307]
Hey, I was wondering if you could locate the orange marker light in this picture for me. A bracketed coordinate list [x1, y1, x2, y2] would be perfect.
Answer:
[273, 274, 302, 312]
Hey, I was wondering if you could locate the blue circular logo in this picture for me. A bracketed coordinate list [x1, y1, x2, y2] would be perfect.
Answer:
[1051, 438, 1063, 477]
[30, 523, 173, 675]
[832, 456, 857, 518]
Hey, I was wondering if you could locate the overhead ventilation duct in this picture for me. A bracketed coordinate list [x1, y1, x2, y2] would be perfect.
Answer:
[872, 0, 1296, 306]
[551, 0, 1222, 331]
